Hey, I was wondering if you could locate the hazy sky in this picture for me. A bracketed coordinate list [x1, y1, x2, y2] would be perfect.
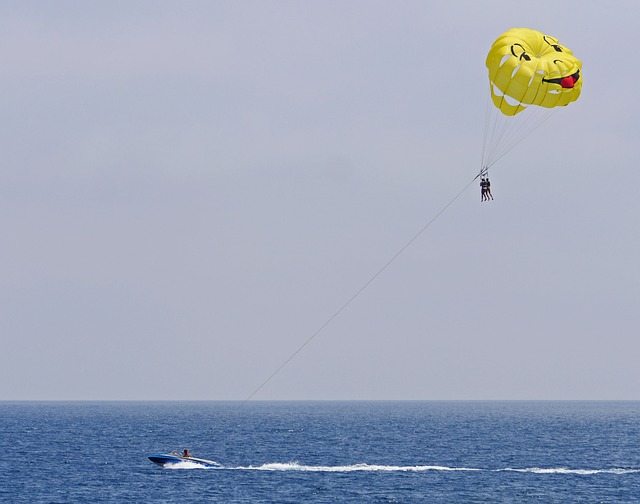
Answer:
[2, 1, 638, 400]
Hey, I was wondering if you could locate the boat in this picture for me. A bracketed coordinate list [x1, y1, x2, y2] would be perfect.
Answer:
[148, 451, 220, 468]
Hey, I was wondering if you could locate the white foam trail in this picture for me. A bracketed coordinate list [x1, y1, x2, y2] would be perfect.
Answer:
[161, 461, 640, 475]
[165, 461, 216, 470]
[241, 462, 480, 472]
[501, 467, 640, 475]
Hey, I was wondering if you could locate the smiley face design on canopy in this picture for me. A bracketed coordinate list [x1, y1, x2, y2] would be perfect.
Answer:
[486, 28, 582, 116]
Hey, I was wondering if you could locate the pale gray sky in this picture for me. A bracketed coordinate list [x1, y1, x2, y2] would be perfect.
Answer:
[1, 1, 638, 400]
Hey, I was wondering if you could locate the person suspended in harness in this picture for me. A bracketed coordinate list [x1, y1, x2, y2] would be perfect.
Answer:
[480, 169, 493, 202]
[484, 177, 493, 201]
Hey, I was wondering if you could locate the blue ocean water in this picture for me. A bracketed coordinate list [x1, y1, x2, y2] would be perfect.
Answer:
[1, 401, 639, 503]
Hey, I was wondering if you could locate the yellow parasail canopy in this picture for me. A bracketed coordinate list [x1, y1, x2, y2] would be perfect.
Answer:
[486, 28, 582, 116]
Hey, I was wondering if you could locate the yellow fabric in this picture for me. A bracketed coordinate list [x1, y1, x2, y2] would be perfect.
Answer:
[486, 28, 582, 116]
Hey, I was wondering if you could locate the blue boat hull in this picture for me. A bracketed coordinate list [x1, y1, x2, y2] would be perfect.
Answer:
[148, 453, 218, 467]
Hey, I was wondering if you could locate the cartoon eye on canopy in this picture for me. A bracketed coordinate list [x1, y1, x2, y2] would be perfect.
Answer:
[486, 28, 582, 116]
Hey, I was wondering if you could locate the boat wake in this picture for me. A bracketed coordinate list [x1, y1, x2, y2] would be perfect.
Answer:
[500, 467, 640, 475]
[164, 461, 640, 475]
[165, 460, 220, 470]
[244, 462, 479, 472]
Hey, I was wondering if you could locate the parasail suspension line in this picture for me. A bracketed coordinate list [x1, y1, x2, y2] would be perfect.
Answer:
[238, 174, 479, 407]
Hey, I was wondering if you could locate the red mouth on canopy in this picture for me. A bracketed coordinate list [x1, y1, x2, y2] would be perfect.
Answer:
[543, 70, 580, 89]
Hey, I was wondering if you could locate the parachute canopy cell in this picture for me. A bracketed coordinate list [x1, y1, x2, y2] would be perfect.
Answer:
[486, 28, 582, 116]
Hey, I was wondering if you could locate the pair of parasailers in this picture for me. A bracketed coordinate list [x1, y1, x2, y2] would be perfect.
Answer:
[481, 176, 493, 201]
[479, 167, 493, 202]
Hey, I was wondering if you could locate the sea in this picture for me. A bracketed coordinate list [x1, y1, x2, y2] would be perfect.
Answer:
[1, 401, 639, 503]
